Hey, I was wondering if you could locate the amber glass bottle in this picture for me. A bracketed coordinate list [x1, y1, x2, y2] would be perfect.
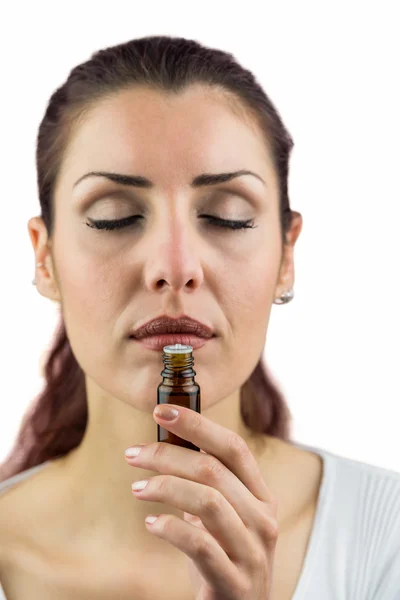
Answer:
[157, 343, 201, 451]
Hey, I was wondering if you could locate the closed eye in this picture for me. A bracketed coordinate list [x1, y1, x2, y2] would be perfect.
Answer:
[85, 215, 257, 232]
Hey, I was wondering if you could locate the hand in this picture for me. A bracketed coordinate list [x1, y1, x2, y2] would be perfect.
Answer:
[125, 404, 279, 600]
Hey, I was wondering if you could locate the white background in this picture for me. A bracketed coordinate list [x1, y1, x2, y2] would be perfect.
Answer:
[1, 1, 399, 471]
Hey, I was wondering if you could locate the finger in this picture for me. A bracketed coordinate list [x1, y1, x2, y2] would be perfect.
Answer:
[126, 441, 278, 542]
[183, 511, 207, 531]
[133, 474, 259, 566]
[145, 512, 249, 598]
[153, 404, 276, 504]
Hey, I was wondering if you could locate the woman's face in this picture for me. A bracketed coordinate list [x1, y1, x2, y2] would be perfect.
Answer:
[30, 84, 300, 414]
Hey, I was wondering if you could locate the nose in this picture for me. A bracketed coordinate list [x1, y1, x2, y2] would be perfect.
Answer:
[143, 214, 205, 295]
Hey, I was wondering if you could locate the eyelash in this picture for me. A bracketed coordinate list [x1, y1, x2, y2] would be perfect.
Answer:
[85, 215, 257, 232]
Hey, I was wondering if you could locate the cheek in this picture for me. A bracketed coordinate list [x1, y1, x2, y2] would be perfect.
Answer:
[56, 223, 126, 316]
[60, 261, 115, 318]
[55, 245, 125, 358]
[58, 256, 129, 399]
[222, 248, 279, 328]
[220, 236, 280, 365]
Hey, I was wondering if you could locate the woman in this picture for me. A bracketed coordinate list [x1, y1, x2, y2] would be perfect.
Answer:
[0, 35, 399, 599]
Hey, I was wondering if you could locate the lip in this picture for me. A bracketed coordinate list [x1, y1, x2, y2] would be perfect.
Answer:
[130, 334, 214, 351]
[129, 314, 215, 340]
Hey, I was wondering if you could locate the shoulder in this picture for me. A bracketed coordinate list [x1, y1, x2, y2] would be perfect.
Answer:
[327, 449, 400, 500]
[343, 457, 400, 596]
[312, 448, 400, 597]
[0, 461, 57, 568]
[355, 463, 400, 597]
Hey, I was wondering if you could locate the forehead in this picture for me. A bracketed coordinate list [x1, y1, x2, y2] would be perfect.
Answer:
[59, 85, 276, 193]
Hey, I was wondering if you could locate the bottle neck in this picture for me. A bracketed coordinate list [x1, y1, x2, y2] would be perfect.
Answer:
[161, 352, 195, 385]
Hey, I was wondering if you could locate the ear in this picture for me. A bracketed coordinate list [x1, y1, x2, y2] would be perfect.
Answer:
[28, 216, 61, 304]
[275, 211, 303, 298]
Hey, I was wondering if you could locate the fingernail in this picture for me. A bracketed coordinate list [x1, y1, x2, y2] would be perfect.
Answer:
[132, 479, 148, 491]
[154, 405, 179, 421]
[125, 446, 143, 458]
[145, 515, 158, 525]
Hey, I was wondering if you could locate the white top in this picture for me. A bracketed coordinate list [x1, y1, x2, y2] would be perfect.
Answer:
[1, 441, 400, 599]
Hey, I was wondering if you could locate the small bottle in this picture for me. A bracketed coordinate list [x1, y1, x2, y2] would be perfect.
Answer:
[157, 343, 201, 452]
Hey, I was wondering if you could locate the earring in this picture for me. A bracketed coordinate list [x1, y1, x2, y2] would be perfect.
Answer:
[273, 288, 294, 304]
[31, 262, 44, 286]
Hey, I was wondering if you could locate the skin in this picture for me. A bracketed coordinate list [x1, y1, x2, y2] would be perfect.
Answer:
[27, 84, 304, 569]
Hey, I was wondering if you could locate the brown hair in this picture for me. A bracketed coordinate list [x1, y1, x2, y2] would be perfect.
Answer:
[1, 35, 295, 481]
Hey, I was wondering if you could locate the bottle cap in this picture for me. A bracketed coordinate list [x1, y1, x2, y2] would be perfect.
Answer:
[163, 343, 193, 354]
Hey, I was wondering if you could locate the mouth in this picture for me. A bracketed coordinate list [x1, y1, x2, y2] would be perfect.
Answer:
[129, 314, 216, 350]
[129, 333, 215, 351]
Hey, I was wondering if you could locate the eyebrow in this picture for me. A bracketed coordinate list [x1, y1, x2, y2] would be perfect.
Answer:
[73, 169, 266, 189]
